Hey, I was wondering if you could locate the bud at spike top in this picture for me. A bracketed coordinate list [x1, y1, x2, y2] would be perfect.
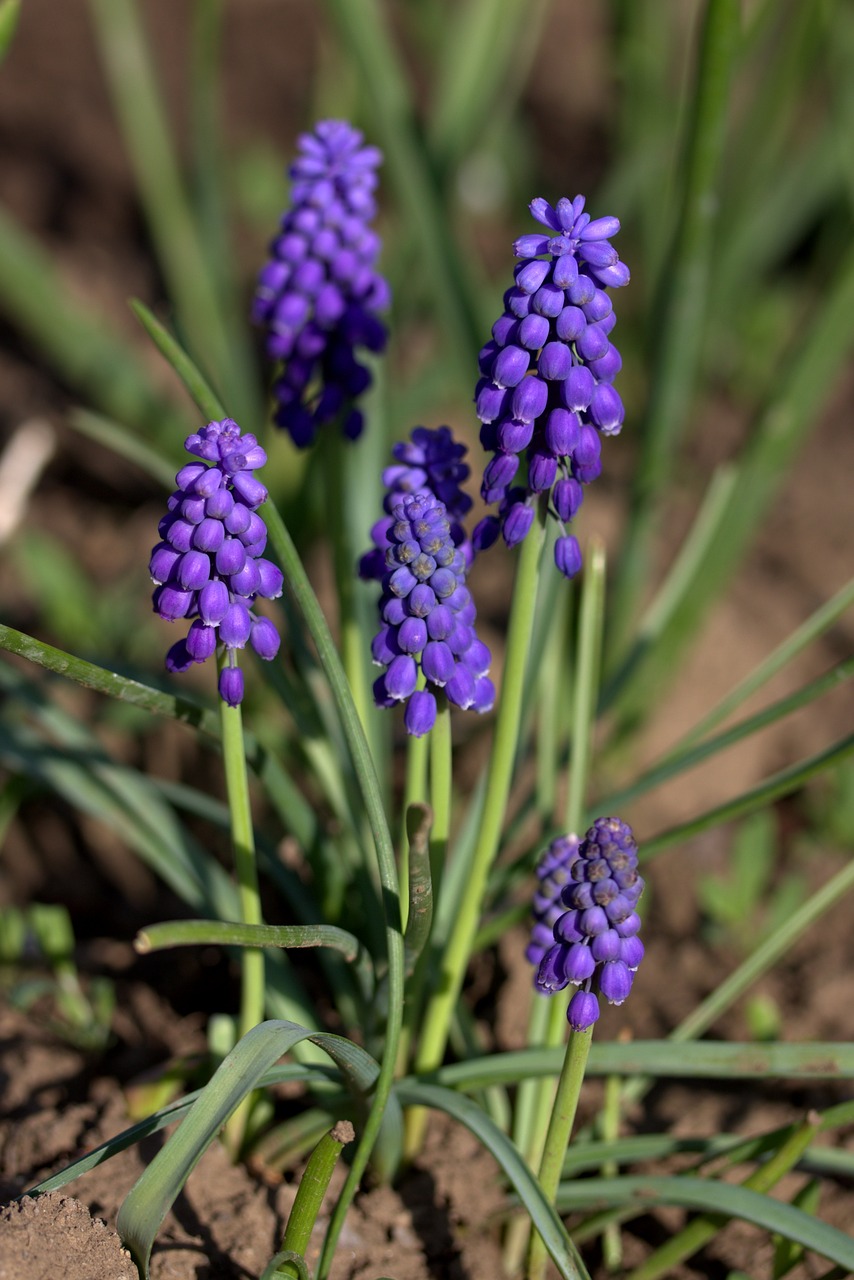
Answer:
[252, 120, 390, 447]
[359, 425, 474, 581]
[530, 817, 644, 1031]
[151, 419, 283, 706]
[473, 195, 629, 580]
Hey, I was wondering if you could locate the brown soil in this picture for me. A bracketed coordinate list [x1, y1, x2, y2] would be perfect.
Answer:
[2, 2, 854, 1279]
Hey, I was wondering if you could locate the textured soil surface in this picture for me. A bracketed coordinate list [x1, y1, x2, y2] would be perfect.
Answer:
[1, 2, 854, 1279]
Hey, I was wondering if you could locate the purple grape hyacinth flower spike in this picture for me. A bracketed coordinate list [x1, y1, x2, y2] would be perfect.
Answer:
[359, 425, 474, 581]
[150, 419, 283, 706]
[529, 817, 644, 1031]
[252, 120, 390, 447]
[370, 490, 494, 737]
[473, 195, 629, 578]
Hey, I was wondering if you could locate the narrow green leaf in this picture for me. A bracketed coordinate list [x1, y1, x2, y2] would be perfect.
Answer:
[117, 1020, 380, 1278]
[598, 656, 854, 816]
[395, 1079, 589, 1280]
[612, 0, 742, 645]
[86, 0, 257, 424]
[554, 1175, 854, 1272]
[130, 299, 226, 423]
[0, 206, 180, 435]
[418, 1039, 854, 1092]
[0, 0, 20, 62]
[69, 408, 179, 487]
[642, 732, 854, 860]
[320, 0, 483, 380]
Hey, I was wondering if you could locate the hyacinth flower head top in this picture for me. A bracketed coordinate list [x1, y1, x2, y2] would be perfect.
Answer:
[367, 466, 494, 737]
[530, 817, 644, 1031]
[149, 419, 283, 706]
[474, 195, 629, 578]
[252, 120, 390, 447]
[359, 425, 474, 582]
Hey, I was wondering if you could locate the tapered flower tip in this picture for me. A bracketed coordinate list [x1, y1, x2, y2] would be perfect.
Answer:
[404, 689, 437, 737]
[567, 989, 600, 1031]
[536, 943, 569, 994]
[599, 959, 634, 1005]
[218, 666, 245, 707]
[555, 535, 582, 579]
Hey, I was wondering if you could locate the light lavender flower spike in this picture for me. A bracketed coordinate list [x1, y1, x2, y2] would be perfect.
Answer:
[150, 419, 283, 706]
[473, 195, 629, 579]
[529, 817, 644, 1031]
[252, 119, 390, 447]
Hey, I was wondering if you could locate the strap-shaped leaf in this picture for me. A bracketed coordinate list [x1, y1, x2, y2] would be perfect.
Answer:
[554, 1175, 854, 1272]
[117, 1020, 379, 1278]
[395, 1079, 590, 1280]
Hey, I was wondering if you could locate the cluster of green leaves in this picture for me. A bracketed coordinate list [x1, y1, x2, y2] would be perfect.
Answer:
[1, 1, 853, 1279]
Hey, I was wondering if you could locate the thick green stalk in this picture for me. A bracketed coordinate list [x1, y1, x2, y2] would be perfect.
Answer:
[275, 1122, 355, 1279]
[610, 0, 741, 652]
[262, 504, 403, 1280]
[326, 432, 373, 742]
[528, 1028, 594, 1280]
[507, 545, 606, 1272]
[219, 688, 265, 1154]
[413, 502, 547, 1085]
[399, 726, 429, 932]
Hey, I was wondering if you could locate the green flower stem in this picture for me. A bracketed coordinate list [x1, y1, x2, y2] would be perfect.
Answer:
[412, 501, 547, 1087]
[600, 1073, 623, 1271]
[401, 696, 453, 1152]
[275, 1122, 355, 1279]
[327, 432, 373, 745]
[399, 681, 429, 929]
[428, 696, 453, 902]
[219, 687, 265, 1155]
[528, 1027, 594, 1280]
[507, 545, 606, 1273]
[263, 502, 403, 1280]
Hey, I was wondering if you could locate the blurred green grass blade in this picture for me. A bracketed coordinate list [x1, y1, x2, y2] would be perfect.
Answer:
[554, 1175, 854, 1273]
[131, 299, 227, 423]
[0, 623, 217, 731]
[321, 0, 483, 378]
[0, 636, 321, 893]
[28, 1060, 334, 1195]
[599, 656, 854, 816]
[70, 409, 179, 487]
[116, 1020, 380, 1278]
[0, 206, 180, 435]
[773, 1177, 823, 1280]
[395, 1080, 589, 1280]
[86, 0, 257, 425]
[0, 0, 21, 62]
[673, 573, 854, 750]
[420, 1040, 854, 1092]
[624, 1113, 820, 1280]
[429, 0, 550, 174]
[623, 235, 854, 704]
[612, 0, 741, 647]
[642, 731, 854, 861]
[189, 0, 232, 312]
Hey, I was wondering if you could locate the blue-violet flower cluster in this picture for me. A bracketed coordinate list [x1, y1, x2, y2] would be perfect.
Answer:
[359, 426, 473, 581]
[150, 419, 283, 707]
[371, 491, 493, 737]
[474, 195, 629, 578]
[252, 119, 390, 447]
[532, 817, 644, 1031]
